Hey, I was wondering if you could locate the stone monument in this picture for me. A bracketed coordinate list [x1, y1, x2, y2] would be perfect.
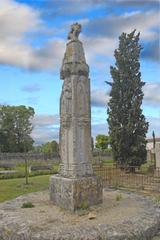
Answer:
[50, 23, 103, 211]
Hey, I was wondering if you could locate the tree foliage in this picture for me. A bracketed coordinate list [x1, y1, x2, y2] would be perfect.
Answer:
[0, 105, 34, 152]
[33, 140, 59, 154]
[41, 141, 59, 154]
[107, 30, 148, 167]
[95, 134, 110, 151]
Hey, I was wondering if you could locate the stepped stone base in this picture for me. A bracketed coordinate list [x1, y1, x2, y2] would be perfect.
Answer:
[50, 174, 103, 211]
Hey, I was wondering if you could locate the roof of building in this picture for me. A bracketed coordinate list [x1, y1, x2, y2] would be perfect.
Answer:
[147, 138, 160, 143]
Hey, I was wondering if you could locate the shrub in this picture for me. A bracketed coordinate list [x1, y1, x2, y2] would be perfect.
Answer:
[21, 202, 34, 208]
[79, 201, 88, 210]
[115, 193, 122, 201]
[154, 195, 160, 204]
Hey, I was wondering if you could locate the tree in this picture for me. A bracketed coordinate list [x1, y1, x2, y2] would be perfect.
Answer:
[152, 130, 156, 168]
[41, 140, 59, 154]
[107, 30, 148, 167]
[0, 105, 34, 152]
[95, 134, 110, 151]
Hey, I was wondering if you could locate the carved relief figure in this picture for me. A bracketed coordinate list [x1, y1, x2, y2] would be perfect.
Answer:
[77, 80, 88, 117]
[61, 78, 72, 118]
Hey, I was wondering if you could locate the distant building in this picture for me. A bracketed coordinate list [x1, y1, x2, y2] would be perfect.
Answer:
[146, 138, 160, 169]
[155, 143, 160, 169]
[146, 138, 160, 151]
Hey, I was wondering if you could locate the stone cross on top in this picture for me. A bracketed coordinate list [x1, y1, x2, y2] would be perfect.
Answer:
[67, 22, 81, 41]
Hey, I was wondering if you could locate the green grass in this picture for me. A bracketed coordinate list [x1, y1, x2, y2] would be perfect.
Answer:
[0, 163, 59, 179]
[0, 175, 50, 203]
[102, 159, 114, 166]
[115, 193, 123, 201]
[154, 195, 160, 203]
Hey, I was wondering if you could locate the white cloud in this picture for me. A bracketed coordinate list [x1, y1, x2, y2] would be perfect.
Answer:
[0, 0, 39, 68]
[91, 117, 160, 139]
[81, 10, 159, 68]
[31, 39, 65, 71]
[147, 116, 160, 137]
[91, 89, 110, 107]
[0, 0, 41, 41]
[83, 36, 117, 64]
[0, 0, 158, 71]
[31, 128, 59, 145]
[144, 83, 160, 105]
[0, 0, 65, 71]
[31, 114, 60, 144]
[32, 114, 59, 127]
[90, 82, 160, 108]
[85, 10, 159, 41]
[92, 123, 109, 138]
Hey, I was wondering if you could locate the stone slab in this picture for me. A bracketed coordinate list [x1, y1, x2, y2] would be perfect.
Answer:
[50, 174, 103, 211]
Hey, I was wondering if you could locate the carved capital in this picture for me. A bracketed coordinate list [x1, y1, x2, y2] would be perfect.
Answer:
[60, 63, 89, 79]
[77, 117, 90, 127]
[61, 116, 72, 129]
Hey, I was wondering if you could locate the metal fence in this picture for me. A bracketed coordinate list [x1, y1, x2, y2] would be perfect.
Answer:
[93, 165, 160, 192]
[1, 152, 160, 192]
[92, 151, 113, 165]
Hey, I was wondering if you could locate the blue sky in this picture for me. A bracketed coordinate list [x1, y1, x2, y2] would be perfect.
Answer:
[0, 0, 159, 144]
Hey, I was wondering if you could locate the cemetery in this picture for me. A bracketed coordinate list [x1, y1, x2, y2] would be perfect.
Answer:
[0, 22, 160, 240]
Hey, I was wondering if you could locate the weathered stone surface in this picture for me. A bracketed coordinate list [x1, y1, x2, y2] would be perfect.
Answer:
[50, 175, 102, 211]
[50, 22, 102, 210]
[59, 23, 93, 178]
[0, 190, 160, 240]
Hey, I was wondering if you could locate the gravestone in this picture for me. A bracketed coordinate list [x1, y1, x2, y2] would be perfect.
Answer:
[50, 23, 103, 211]
[155, 143, 160, 168]
[154, 143, 160, 177]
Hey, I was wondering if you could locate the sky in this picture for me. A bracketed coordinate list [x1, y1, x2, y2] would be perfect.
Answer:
[0, 0, 159, 144]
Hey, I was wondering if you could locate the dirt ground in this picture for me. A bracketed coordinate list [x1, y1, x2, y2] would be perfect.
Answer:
[0, 189, 148, 233]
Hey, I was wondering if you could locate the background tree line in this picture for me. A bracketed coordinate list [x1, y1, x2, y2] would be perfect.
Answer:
[0, 105, 34, 152]
[0, 105, 60, 154]
[33, 141, 59, 154]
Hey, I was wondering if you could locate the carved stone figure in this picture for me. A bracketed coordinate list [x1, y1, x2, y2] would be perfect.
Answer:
[68, 22, 81, 41]
[50, 23, 103, 211]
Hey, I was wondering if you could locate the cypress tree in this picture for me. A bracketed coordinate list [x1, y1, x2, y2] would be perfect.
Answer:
[107, 30, 149, 167]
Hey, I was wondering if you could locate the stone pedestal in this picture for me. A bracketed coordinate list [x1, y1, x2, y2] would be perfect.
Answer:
[50, 175, 102, 211]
